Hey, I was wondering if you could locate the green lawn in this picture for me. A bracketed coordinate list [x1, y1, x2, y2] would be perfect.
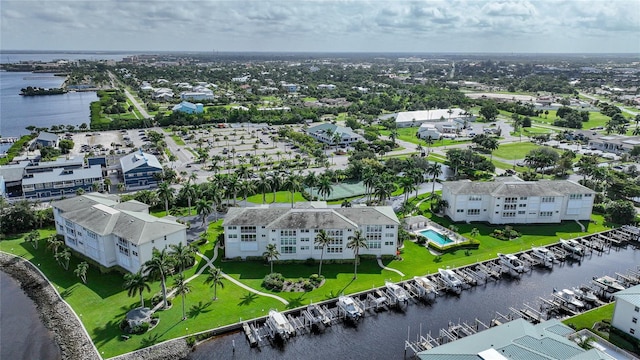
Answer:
[171, 134, 185, 146]
[243, 190, 307, 204]
[563, 304, 613, 333]
[492, 142, 560, 161]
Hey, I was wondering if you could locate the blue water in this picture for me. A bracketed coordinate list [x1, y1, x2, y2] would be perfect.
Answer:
[0, 52, 128, 64]
[419, 229, 452, 246]
[0, 71, 98, 153]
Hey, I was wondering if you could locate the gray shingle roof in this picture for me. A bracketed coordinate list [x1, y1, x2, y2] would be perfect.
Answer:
[112, 210, 186, 245]
[0, 161, 29, 182]
[114, 200, 150, 213]
[223, 207, 290, 226]
[119, 151, 162, 174]
[444, 180, 595, 197]
[36, 132, 59, 142]
[335, 207, 400, 225]
[52, 192, 120, 213]
[266, 209, 358, 230]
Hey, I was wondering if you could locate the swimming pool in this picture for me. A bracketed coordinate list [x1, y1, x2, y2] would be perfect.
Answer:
[418, 229, 453, 246]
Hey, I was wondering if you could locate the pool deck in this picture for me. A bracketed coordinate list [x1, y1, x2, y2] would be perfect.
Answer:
[414, 224, 467, 247]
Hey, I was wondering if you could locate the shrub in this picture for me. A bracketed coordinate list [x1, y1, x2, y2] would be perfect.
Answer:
[130, 322, 149, 335]
[262, 273, 285, 291]
[186, 336, 197, 347]
[302, 280, 314, 292]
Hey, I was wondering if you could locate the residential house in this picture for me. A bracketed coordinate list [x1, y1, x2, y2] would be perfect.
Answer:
[172, 101, 204, 114]
[417, 318, 614, 360]
[317, 84, 336, 90]
[22, 164, 102, 199]
[281, 83, 298, 93]
[52, 193, 187, 273]
[612, 284, 640, 341]
[33, 132, 59, 149]
[394, 109, 475, 128]
[120, 151, 163, 190]
[223, 203, 399, 260]
[306, 123, 363, 146]
[442, 179, 595, 224]
[588, 135, 640, 155]
[151, 88, 174, 101]
[180, 90, 214, 101]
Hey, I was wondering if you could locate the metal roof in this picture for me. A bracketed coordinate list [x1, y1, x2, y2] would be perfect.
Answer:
[395, 108, 469, 124]
[22, 165, 102, 185]
[36, 132, 59, 142]
[119, 151, 162, 174]
[444, 180, 595, 197]
[614, 284, 640, 305]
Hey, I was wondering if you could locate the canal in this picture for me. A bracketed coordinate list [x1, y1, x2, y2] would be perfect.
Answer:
[188, 246, 640, 360]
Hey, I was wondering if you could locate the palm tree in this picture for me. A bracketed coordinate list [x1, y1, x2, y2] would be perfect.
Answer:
[55, 248, 71, 270]
[204, 266, 225, 300]
[25, 229, 40, 249]
[240, 180, 256, 203]
[123, 270, 151, 308]
[263, 243, 280, 274]
[470, 228, 480, 238]
[103, 178, 112, 193]
[156, 181, 175, 214]
[46, 234, 63, 254]
[427, 162, 443, 199]
[169, 242, 195, 274]
[317, 176, 333, 201]
[256, 173, 271, 204]
[401, 176, 416, 204]
[341, 199, 352, 208]
[270, 173, 282, 203]
[173, 273, 191, 321]
[304, 172, 318, 200]
[283, 174, 302, 208]
[181, 182, 198, 216]
[74, 261, 89, 284]
[195, 198, 212, 227]
[314, 230, 332, 277]
[117, 183, 126, 193]
[144, 248, 173, 310]
[347, 230, 368, 279]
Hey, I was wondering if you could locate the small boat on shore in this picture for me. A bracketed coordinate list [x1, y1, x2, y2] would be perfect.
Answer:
[438, 268, 463, 294]
[385, 281, 409, 304]
[560, 239, 584, 259]
[498, 253, 525, 275]
[531, 246, 556, 268]
[265, 309, 295, 340]
[337, 296, 363, 321]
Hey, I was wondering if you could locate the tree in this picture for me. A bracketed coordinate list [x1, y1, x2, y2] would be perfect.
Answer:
[204, 266, 225, 301]
[317, 176, 333, 201]
[58, 139, 74, 154]
[123, 270, 151, 308]
[479, 103, 499, 121]
[427, 162, 443, 199]
[103, 178, 112, 193]
[400, 176, 416, 204]
[270, 173, 282, 203]
[195, 198, 212, 227]
[144, 248, 173, 310]
[314, 230, 332, 278]
[55, 248, 71, 270]
[181, 182, 198, 216]
[25, 229, 40, 249]
[157, 181, 175, 214]
[347, 230, 368, 279]
[470, 228, 480, 238]
[283, 174, 302, 208]
[256, 173, 271, 204]
[47, 234, 63, 254]
[605, 200, 636, 225]
[169, 242, 195, 274]
[263, 243, 280, 274]
[173, 273, 191, 321]
[74, 261, 89, 284]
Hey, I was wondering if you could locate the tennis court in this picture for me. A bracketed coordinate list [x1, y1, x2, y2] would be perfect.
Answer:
[306, 181, 367, 201]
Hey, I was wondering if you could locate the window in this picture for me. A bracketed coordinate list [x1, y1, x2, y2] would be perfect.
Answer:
[504, 204, 517, 210]
[635, 306, 639, 312]
[228, 226, 237, 230]
[519, 197, 527, 200]
[519, 203, 527, 208]
[585, 194, 592, 197]
[631, 329, 635, 335]
[518, 211, 525, 215]
[540, 211, 553, 217]
[300, 237, 310, 242]
[502, 212, 516, 218]
[280, 229, 297, 237]
[467, 209, 480, 215]
[385, 225, 395, 229]
[240, 226, 256, 233]
[281, 246, 296, 254]
[366, 225, 382, 233]
[457, 209, 464, 213]
[228, 234, 238, 239]
[385, 233, 394, 238]
[300, 229, 310, 233]
[569, 194, 582, 200]
[632, 317, 637, 324]
[87, 231, 97, 240]
[384, 241, 394, 246]
[327, 247, 343, 253]
[132, 251, 138, 256]
[468, 195, 482, 201]
[280, 238, 296, 246]
[65, 219, 74, 228]
[504, 197, 517, 204]
[541, 197, 555, 203]
[368, 241, 381, 249]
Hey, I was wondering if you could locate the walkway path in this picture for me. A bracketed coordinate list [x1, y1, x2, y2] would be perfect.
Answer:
[377, 257, 405, 277]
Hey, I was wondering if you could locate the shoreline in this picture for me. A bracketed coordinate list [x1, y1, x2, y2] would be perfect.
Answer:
[0, 251, 191, 360]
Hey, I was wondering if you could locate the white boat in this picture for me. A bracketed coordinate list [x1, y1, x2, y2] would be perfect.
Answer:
[572, 287, 599, 304]
[498, 253, 525, 274]
[413, 276, 439, 299]
[266, 309, 295, 339]
[531, 246, 556, 267]
[554, 288, 585, 309]
[385, 281, 409, 304]
[560, 239, 584, 258]
[337, 296, 363, 321]
[438, 268, 463, 294]
[592, 275, 626, 293]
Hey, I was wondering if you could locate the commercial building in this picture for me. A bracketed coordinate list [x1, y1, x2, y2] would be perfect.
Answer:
[120, 151, 163, 190]
[395, 109, 475, 128]
[442, 178, 595, 224]
[612, 284, 640, 341]
[306, 123, 363, 146]
[172, 101, 204, 114]
[33, 132, 60, 149]
[417, 318, 614, 360]
[223, 203, 399, 260]
[52, 193, 187, 273]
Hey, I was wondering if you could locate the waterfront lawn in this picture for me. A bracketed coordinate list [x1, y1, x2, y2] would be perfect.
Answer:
[563, 304, 613, 334]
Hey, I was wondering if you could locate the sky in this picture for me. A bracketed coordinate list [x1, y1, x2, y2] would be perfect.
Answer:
[1, 0, 639, 53]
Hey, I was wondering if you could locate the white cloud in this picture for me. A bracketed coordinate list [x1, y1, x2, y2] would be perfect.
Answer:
[0, 0, 638, 52]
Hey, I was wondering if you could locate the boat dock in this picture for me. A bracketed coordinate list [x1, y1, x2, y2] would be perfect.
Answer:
[0, 137, 18, 144]
[235, 228, 638, 353]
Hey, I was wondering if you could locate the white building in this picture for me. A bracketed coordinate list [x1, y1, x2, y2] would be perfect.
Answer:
[52, 193, 187, 273]
[180, 90, 214, 101]
[223, 203, 399, 260]
[395, 108, 475, 128]
[612, 284, 640, 341]
[442, 179, 595, 224]
[306, 123, 363, 146]
[417, 124, 442, 140]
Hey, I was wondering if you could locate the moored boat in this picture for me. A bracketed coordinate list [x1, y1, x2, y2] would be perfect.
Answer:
[498, 253, 525, 274]
[385, 281, 409, 304]
[531, 246, 556, 267]
[266, 309, 295, 340]
[337, 295, 363, 321]
[438, 268, 463, 294]
[560, 239, 584, 258]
